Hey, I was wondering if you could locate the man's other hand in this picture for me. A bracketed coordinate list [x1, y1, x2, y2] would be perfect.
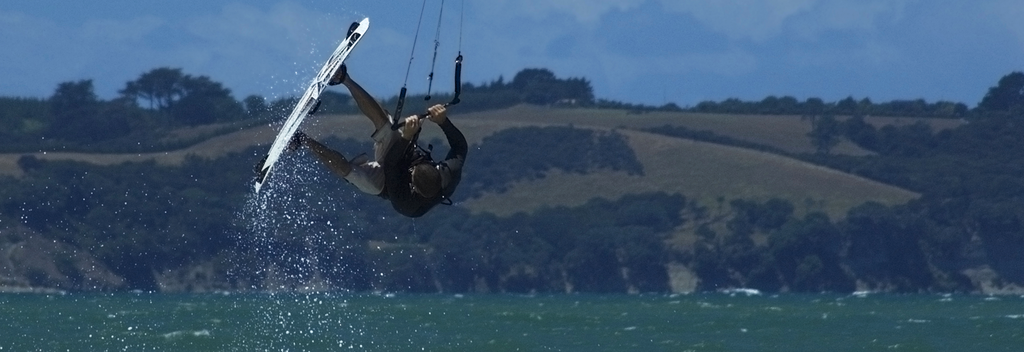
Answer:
[400, 115, 421, 140]
[427, 104, 448, 124]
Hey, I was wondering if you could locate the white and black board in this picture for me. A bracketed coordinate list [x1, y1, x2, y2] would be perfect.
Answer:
[254, 17, 369, 193]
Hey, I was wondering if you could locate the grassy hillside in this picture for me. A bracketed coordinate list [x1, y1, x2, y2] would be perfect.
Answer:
[461, 130, 916, 218]
[464, 105, 963, 155]
[0, 105, 923, 218]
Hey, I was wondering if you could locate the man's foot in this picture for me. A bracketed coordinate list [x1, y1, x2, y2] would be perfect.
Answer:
[254, 154, 268, 176]
[328, 64, 347, 86]
[347, 21, 360, 38]
[288, 131, 307, 152]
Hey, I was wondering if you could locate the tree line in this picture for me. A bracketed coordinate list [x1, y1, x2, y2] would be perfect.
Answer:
[2, 64, 981, 154]
[691, 96, 968, 118]
[0, 67, 595, 153]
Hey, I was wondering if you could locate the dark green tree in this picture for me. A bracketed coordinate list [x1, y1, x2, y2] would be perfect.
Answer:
[243, 95, 268, 119]
[875, 122, 934, 157]
[807, 114, 841, 154]
[978, 71, 1024, 114]
[841, 114, 877, 150]
[564, 228, 627, 292]
[120, 67, 186, 111]
[841, 202, 933, 291]
[512, 68, 557, 105]
[47, 80, 129, 142]
[835, 96, 859, 115]
[769, 212, 854, 292]
[170, 75, 243, 125]
[49, 80, 99, 122]
[119, 67, 242, 125]
[510, 68, 594, 105]
[804, 97, 826, 115]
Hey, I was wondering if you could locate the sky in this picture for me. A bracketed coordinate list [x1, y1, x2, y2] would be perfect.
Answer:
[3, 0, 1024, 108]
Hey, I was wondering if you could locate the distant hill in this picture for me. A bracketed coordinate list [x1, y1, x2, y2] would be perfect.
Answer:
[5, 69, 1022, 295]
[0, 105, 924, 218]
[3, 103, 1008, 294]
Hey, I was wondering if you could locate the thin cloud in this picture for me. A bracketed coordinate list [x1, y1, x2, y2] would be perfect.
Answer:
[987, 0, 1024, 48]
[662, 0, 912, 42]
[477, 0, 646, 24]
[0, 11, 73, 96]
[1, 0, 1022, 108]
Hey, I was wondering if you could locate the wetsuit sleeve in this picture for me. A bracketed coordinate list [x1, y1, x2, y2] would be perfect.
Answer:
[437, 119, 467, 196]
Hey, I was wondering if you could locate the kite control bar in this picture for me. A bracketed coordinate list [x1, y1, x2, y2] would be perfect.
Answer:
[392, 54, 462, 131]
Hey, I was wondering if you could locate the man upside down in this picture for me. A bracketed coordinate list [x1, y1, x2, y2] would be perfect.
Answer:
[289, 64, 467, 218]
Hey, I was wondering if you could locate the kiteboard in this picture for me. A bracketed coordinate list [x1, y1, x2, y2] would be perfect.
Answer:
[254, 18, 369, 193]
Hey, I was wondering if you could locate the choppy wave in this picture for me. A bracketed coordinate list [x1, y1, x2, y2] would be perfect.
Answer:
[5, 293, 1024, 351]
[162, 329, 212, 339]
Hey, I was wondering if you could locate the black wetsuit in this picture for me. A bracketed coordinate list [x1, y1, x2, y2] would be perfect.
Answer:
[381, 119, 467, 217]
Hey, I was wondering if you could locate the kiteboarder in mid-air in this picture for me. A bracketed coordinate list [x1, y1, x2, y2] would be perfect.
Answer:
[255, 2, 467, 217]
[289, 65, 467, 218]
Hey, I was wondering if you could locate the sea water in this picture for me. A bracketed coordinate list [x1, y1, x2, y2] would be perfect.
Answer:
[2, 292, 1022, 351]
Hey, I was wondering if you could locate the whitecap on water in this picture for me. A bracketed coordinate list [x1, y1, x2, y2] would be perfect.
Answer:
[850, 291, 872, 298]
[719, 288, 762, 296]
[162, 330, 212, 339]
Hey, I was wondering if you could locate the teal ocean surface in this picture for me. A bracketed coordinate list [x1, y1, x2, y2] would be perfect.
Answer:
[2, 292, 1022, 351]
